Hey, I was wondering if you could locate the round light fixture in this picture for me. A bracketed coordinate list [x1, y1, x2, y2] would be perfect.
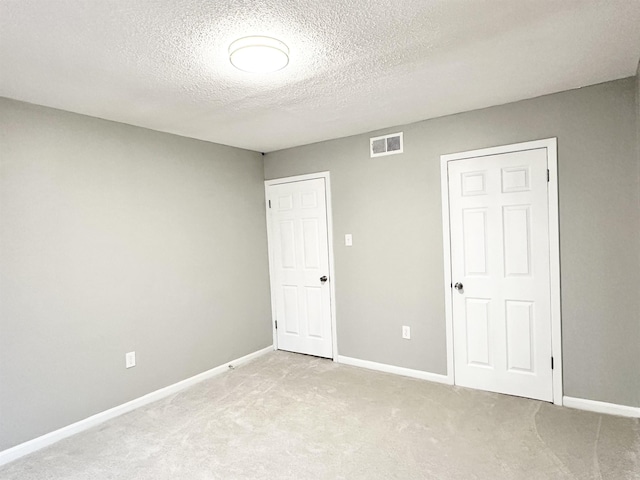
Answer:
[229, 36, 289, 73]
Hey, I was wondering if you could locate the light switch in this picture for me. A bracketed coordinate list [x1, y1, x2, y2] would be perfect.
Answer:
[345, 234, 353, 246]
[125, 351, 136, 369]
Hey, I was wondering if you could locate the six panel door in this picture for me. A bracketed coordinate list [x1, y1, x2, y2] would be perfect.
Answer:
[448, 148, 553, 401]
[268, 178, 333, 358]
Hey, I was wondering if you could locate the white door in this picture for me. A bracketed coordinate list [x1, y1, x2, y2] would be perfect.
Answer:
[267, 178, 333, 358]
[448, 148, 553, 401]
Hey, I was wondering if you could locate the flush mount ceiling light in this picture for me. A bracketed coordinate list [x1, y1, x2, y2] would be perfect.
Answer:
[229, 36, 289, 73]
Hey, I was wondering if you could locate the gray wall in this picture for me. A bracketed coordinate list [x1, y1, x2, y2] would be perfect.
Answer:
[0, 98, 272, 450]
[265, 77, 640, 408]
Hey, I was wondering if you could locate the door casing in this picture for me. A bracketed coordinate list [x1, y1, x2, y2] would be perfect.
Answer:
[264, 171, 338, 360]
[440, 138, 562, 405]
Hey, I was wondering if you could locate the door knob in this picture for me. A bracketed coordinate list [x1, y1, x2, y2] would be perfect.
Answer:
[454, 282, 463, 291]
[320, 275, 328, 283]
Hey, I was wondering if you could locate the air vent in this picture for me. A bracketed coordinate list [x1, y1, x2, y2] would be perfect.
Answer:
[370, 132, 403, 158]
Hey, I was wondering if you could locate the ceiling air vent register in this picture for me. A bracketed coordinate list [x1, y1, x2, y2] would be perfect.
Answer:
[370, 132, 403, 158]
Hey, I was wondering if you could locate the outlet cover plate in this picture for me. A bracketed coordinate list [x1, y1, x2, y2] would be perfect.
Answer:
[402, 326, 411, 339]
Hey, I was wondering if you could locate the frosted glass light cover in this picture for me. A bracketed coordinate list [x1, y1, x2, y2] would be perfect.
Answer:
[229, 36, 289, 73]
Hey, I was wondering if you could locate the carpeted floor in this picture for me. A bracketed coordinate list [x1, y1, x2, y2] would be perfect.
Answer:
[1, 351, 639, 479]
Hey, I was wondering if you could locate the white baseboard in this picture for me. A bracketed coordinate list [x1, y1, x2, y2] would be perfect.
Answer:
[338, 357, 640, 418]
[337, 355, 453, 385]
[0, 345, 274, 467]
[563, 396, 640, 418]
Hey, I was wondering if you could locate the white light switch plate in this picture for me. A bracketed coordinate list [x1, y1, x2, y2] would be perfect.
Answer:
[125, 351, 136, 368]
[345, 234, 353, 246]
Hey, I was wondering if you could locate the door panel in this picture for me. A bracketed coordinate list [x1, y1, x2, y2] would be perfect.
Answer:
[282, 286, 300, 334]
[268, 178, 333, 358]
[465, 298, 492, 367]
[462, 208, 488, 275]
[503, 205, 531, 276]
[506, 300, 534, 372]
[449, 148, 552, 401]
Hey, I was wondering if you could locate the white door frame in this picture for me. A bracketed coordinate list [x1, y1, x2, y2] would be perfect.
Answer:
[264, 171, 339, 360]
[440, 138, 562, 405]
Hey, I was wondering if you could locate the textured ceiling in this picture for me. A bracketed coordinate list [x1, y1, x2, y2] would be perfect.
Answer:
[1, 1, 639, 152]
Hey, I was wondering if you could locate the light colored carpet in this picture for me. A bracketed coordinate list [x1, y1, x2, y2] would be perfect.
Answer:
[1, 351, 639, 479]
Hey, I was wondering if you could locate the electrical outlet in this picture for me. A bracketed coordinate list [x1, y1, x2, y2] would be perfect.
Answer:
[125, 351, 136, 369]
[345, 234, 353, 246]
[402, 326, 411, 340]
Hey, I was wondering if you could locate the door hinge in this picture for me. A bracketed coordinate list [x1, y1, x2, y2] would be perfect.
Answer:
[547, 169, 550, 182]
[268, 199, 271, 208]
[551, 356, 554, 370]
[275, 320, 278, 330]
